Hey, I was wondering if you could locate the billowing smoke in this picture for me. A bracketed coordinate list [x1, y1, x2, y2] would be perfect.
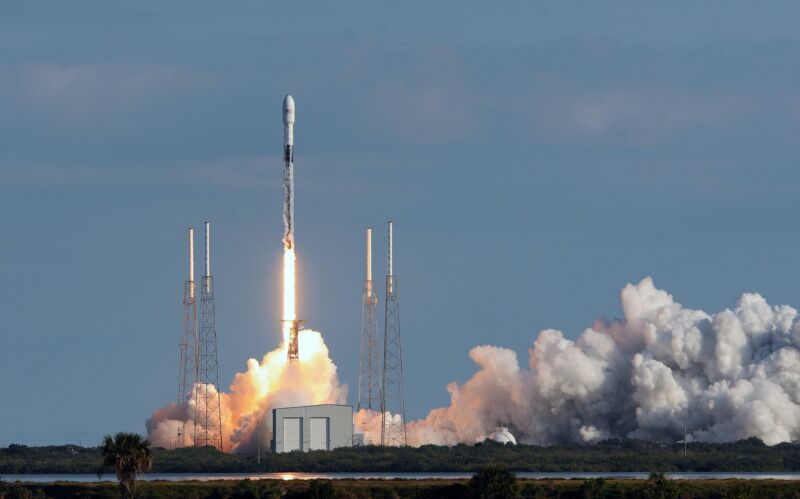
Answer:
[152, 277, 800, 451]
[396, 278, 800, 446]
[147, 329, 347, 452]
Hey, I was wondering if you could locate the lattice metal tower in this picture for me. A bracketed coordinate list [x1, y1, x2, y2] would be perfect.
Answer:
[177, 227, 198, 448]
[194, 222, 224, 451]
[381, 221, 407, 446]
[358, 228, 381, 412]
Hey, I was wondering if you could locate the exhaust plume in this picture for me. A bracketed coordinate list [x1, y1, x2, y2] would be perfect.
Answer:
[366, 277, 800, 446]
[152, 277, 800, 451]
[147, 329, 347, 452]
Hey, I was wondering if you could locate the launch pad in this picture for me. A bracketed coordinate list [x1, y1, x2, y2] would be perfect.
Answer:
[284, 319, 303, 361]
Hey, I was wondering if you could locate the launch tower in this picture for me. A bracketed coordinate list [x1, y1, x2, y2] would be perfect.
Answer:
[358, 228, 381, 411]
[194, 222, 224, 450]
[381, 221, 407, 446]
[177, 228, 198, 448]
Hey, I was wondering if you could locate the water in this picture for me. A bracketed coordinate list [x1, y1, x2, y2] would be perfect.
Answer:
[3, 472, 800, 483]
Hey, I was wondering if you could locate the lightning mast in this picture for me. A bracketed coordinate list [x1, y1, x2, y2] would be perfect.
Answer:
[194, 221, 224, 451]
[381, 221, 407, 446]
[358, 228, 380, 412]
[177, 228, 198, 448]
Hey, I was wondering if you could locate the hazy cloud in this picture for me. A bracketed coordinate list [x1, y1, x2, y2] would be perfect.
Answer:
[0, 155, 278, 189]
[0, 63, 212, 115]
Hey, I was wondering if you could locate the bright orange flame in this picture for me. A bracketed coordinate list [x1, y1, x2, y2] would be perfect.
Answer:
[282, 247, 296, 345]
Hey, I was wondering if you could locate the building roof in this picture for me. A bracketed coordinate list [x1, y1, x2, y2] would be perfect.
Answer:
[272, 403, 353, 411]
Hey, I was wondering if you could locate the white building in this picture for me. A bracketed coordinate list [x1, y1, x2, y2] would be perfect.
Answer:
[271, 404, 353, 453]
[487, 426, 517, 445]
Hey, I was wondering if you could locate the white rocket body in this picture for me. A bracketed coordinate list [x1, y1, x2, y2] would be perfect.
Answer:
[283, 95, 295, 249]
[283, 95, 295, 143]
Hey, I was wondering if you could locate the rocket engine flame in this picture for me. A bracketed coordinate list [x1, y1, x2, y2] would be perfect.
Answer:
[283, 247, 300, 361]
[282, 248, 296, 340]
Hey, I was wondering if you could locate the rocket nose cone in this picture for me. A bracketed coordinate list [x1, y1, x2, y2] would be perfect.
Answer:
[283, 95, 295, 124]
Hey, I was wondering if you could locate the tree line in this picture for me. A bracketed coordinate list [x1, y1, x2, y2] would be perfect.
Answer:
[3, 435, 800, 498]
[2, 437, 800, 474]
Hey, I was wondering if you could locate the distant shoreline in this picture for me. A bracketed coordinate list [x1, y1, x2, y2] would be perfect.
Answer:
[4, 476, 800, 499]
[6, 472, 800, 482]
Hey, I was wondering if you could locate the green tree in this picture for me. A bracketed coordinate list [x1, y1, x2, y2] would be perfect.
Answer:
[2, 484, 46, 499]
[100, 432, 153, 499]
[305, 480, 336, 499]
[581, 478, 610, 499]
[642, 472, 677, 499]
[519, 482, 543, 499]
[468, 464, 520, 499]
[231, 479, 280, 499]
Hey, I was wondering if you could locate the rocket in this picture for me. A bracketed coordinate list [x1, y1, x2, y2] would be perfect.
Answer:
[282, 95, 301, 361]
[283, 95, 295, 250]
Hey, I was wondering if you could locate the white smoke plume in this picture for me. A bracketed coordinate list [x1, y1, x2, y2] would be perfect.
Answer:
[151, 277, 800, 451]
[147, 329, 347, 452]
[399, 278, 800, 446]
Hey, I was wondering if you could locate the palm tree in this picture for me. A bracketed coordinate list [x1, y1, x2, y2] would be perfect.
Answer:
[100, 432, 153, 499]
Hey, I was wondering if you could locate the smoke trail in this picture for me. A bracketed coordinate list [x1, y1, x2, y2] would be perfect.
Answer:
[394, 278, 800, 446]
[147, 329, 347, 452]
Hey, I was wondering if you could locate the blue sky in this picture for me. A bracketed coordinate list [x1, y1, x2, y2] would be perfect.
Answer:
[2, 1, 800, 445]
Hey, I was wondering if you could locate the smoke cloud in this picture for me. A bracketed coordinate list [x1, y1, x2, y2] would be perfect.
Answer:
[147, 329, 347, 452]
[400, 278, 800, 446]
[151, 277, 800, 451]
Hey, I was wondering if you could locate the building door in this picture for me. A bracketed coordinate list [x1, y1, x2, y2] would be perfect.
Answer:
[283, 417, 302, 452]
[309, 417, 329, 451]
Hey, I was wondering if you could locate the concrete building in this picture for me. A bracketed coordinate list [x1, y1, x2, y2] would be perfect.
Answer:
[272, 404, 353, 453]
